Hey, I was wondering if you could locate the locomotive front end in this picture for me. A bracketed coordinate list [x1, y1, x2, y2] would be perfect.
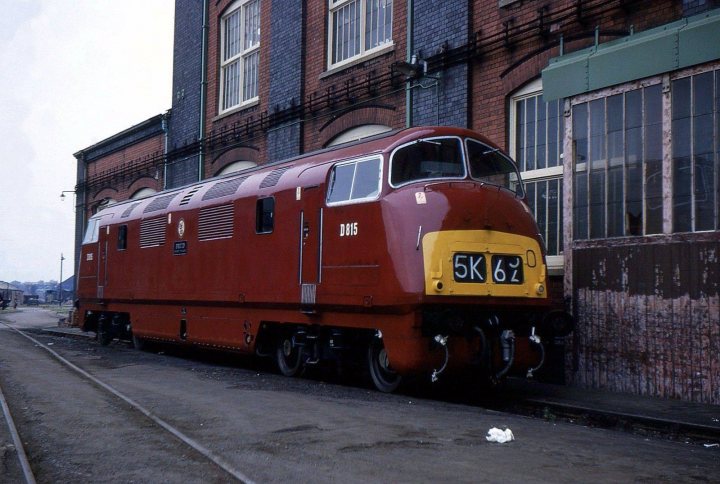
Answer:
[384, 129, 572, 384]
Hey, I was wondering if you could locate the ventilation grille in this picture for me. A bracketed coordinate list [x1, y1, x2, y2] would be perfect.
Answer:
[259, 167, 290, 188]
[140, 217, 166, 247]
[143, 194, 177, 213]
[198, 204, 234, 241]
[180, 186, 203, 206]
[121, 202, 141, 218]
[203, 177, 246, 201]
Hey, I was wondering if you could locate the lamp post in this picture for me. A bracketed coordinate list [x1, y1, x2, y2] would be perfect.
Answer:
[59, 253, 65, 306]
[60, 190, 75, 201]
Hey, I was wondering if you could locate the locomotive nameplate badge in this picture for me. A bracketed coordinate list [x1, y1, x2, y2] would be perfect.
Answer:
[177, 218, 186, 238]
[173, 241, 188, 256]
[415, 192, 427, 204]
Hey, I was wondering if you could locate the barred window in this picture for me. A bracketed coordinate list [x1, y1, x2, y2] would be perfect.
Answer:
[220, 0, 260, 113]
[329, 0, 392, 68]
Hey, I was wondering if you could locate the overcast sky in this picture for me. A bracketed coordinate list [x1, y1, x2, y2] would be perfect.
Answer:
[0, 1, 174, 282]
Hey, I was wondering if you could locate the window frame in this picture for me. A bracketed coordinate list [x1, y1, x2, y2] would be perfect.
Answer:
[670, 68, 720, 233]
[509, 79, 565, 272]
[571, 82, 668, 240]
[219, 0, 261, 115]
[326, 155, 384, 206]
[327, 0, 394, 71]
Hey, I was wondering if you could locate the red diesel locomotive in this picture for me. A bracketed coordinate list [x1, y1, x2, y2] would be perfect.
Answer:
[77, 126, 572, 392]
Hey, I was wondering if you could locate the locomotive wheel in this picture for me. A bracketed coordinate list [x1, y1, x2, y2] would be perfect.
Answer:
[276, 336, 303, 377]
[97, 318, 112, 346]
[368, 339, 401, 393]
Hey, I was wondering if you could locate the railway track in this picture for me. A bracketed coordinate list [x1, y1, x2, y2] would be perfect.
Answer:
[0, 321, 254, 484]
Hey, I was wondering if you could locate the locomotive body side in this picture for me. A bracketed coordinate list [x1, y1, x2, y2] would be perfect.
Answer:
[76, 126, 572, 392]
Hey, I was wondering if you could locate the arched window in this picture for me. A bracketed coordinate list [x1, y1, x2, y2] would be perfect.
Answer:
[327, 124, 392, 147]
[217, 160, 257, 176]
[130, 188, 157, 199]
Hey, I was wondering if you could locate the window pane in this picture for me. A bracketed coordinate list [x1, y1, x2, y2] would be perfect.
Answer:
[537, 180, 547, 246]
[368, 0, 393, 48]
[516, 99, 526, 170]
[244, 0, 261, 49]
[607, 95, 624, 236]
[537, 100, 547, 169]
[467, 140, 522, 194]
[223, 60, 240, 109]
[391, 138, 464, 186]
[694, 72, 715, 230]
[351, 158, 381, 199]
[243, 51, 259, 101]
[672, 77, 692, 232]
[589, 99, 606, 238]
[547, 179, 560, 254]
[327, 163, 356, 203]
[547, 99, 560, 168]
[644, 84, 663, 234]
[624, 90, 642, 236]
[224, 10, 241, 60]
[526, 97, 536, 170]
[573, 103, 589, 239]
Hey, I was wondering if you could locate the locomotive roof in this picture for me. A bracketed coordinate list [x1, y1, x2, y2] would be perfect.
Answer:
[90, 126, 497, 224]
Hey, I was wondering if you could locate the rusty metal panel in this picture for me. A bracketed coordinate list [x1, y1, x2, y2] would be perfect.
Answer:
[571, 236, 720, 404]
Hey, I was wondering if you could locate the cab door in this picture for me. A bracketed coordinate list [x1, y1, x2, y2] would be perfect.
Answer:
[299, 186, 324, 309]
[97, 224, 109, 299]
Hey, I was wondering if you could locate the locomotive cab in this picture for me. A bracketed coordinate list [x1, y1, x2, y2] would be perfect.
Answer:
[374, 131, 569, 384]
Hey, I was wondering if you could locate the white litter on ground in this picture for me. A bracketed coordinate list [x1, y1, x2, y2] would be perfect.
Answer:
[486, 427, 514, 443]
[704, 443, 719, 448]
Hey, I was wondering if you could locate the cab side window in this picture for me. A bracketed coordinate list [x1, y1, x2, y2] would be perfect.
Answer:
[117, 225, 128, 250]
[256, 197, 275, 233]
[467, 139, 524, 196]
[327, 156, 382, 205]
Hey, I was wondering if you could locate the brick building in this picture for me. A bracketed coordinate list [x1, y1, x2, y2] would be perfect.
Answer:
[74, 0, 720, 404]
[73, 115, 167, 275]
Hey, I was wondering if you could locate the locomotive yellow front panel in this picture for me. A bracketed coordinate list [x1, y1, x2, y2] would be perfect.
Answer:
[422, 230, 547, 298]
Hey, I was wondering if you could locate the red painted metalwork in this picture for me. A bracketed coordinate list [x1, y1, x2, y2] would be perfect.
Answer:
[77, 126, 571, 391]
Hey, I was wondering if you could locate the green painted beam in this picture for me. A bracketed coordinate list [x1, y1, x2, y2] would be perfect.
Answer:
[542, 9, 720, 101]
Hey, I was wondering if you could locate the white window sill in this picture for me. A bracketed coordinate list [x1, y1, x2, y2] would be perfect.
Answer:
[321, 43, 395, 80]
[214, 98, 260, 122]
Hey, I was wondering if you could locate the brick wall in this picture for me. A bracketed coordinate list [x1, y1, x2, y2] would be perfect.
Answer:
[412, 0, 469, 127]
[84, 134, 164, 214]
[266, 0, 304, 161]
[166, 0, 204, 188]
